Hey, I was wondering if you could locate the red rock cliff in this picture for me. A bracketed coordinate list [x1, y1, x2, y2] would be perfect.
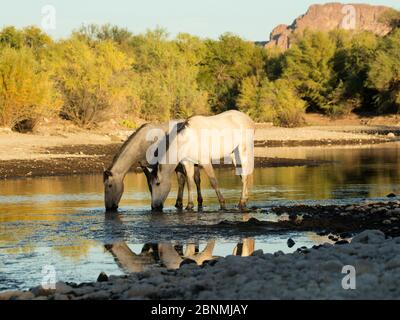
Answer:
[266, 3, 393, 50]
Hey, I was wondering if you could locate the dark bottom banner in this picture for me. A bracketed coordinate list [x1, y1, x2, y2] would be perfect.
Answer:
[0, 300, 397, 319]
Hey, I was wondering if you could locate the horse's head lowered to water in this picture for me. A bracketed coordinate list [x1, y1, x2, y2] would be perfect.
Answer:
[104, 169, 124, 211]
[143, 164, 174, 211]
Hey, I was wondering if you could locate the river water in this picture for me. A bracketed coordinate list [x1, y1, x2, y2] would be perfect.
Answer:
[1, 143, 400, 291]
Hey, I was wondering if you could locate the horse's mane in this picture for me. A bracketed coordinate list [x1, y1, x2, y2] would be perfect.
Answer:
[150, 119, 190, 164]
[108, 123, 150, 171]
[176, 118, 189, 133]
[108, 118, 191, 171]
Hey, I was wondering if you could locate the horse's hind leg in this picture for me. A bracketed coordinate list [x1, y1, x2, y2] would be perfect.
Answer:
[182, 162, 196, 211]
[175, 166, 186, 210]
[203, 164, 226, 210]
[233, 147, 251, 210]
[194, 165, 203, 209]
[239, 175, 250, 209]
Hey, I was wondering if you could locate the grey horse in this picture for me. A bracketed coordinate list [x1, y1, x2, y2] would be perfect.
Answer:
[104, 122, 203, 212]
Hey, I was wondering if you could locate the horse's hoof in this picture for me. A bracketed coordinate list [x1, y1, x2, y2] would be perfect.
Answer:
[238, 203, 249, 212]
[185, 204, 195, 211]
[175, 203, 183, 210]
[198, 205, 204, 212]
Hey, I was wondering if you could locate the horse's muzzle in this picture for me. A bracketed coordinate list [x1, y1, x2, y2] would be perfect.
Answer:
[151, 205, 163, 212]
[106, 205, 119, 213]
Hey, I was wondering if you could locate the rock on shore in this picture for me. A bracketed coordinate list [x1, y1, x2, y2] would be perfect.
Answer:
[2, 230, 400, 300]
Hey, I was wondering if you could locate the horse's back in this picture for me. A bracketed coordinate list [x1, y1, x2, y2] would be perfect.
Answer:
[188, 110, 254, 130]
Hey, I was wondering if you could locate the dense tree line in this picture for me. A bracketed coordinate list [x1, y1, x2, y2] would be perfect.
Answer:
[0, 9, 399, 130]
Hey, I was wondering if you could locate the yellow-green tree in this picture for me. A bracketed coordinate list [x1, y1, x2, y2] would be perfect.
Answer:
[0, 46, 59, 129]
[198, 33, 267, 114]
[130, 29, 209, 121]
[282, 31, 338, 114]
[0, 26, 52, 52]
[332, 32, 379, 114]
[367, 29, 400, 113]
[238, 76, 305, 127]
[50, 37, 135, 127]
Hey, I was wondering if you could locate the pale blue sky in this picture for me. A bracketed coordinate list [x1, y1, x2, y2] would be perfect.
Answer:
[1, 0, 399, 41]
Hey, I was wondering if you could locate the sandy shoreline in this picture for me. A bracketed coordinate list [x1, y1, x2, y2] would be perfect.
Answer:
[0, 124, 397, 179]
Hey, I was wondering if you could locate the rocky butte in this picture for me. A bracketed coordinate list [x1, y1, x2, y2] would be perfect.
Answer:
[265, 2, 393, 51]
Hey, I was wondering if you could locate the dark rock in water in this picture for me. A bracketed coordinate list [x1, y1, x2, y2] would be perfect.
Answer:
[335, 240, 350, 245]
[247, 217, 264, 225]
[180, 259, 197, 267]
[287, 238, 296, 248]
[387, 193, 397, 198]
[217, 218, 265, 228]
[97, 272, 109, 282]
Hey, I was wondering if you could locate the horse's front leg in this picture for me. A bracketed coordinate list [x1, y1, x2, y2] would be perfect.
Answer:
[202, 164, 226, 210]
[233, 147, 251, 211]
[175, 167, 186, 210]
[182, 162, 196, 211]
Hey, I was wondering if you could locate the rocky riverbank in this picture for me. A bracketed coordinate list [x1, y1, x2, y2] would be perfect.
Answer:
[201, 200, 400, 242]
[1, 229, 399, 300]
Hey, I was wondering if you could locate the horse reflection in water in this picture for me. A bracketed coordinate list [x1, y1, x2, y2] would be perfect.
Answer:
[104, 239, 256, 272]
[104, 212, 256, 273]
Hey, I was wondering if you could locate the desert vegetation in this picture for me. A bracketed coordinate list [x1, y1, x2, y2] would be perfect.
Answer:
[0, 9, 399, 131]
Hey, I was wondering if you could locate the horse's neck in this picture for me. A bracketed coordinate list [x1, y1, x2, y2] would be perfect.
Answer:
[111, 131, 148, 177]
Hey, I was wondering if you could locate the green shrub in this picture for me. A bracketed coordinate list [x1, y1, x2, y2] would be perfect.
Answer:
[238, 77, 305, 127]
[130, 29, 209, 121]
[367, 29, 400, 113]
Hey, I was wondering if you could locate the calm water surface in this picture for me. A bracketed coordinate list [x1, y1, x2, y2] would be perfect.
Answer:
[1, 143, 400, 291]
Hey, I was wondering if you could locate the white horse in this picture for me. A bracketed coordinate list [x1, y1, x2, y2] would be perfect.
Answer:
[148, 110, 255, 211]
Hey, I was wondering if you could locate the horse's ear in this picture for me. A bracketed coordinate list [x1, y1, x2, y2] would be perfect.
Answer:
[103, 170, 113, 182]
[154, 163, 162, 183]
